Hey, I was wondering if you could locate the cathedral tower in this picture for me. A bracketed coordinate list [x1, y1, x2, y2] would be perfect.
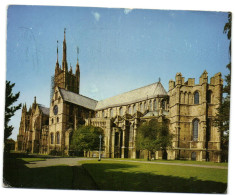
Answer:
[52, 29, 80, 97]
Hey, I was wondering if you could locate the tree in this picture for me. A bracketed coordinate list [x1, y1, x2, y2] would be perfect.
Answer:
[214, 13, 231, 162]
[4, 81, 22, 143]
[136, 118, 172, 160]
[70, 125, 104, 156]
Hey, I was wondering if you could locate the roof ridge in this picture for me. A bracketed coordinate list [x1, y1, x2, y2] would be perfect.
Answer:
[59, 88, 98, 102]
[99, 82, 161, 102]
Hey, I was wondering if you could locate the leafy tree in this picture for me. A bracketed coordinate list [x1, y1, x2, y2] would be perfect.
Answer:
[214, 12, 231, 162]
[136, 118, 172, 160]
[70, 125, 104, 156]
[4, 81, 22, 143]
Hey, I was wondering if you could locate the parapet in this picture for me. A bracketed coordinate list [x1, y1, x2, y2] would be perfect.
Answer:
[169, 71, 222, 90]
[210, 72, 223, 85]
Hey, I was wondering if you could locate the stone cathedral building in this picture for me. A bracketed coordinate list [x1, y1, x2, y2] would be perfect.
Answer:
[15, 31, 223, 162]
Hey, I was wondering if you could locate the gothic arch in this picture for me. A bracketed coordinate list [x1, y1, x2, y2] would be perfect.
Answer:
[192, 118, 199, 141]
[193, 91, 200, 104]
[56, 131, 60, 144]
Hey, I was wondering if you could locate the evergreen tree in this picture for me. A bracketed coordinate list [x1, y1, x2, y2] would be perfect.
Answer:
[4, 81, 22, 142]
[214, 13, 231, 162]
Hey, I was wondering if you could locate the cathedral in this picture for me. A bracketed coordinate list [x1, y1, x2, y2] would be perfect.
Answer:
[15, 30, 223, 162]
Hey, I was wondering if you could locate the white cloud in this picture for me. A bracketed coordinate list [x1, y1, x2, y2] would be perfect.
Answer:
[92, 12, 101, 21]
[124, 8, 133, 15]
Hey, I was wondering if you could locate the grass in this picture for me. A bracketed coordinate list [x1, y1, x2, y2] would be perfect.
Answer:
[3, 154, 97, 190]
[80, 159, 228, 193]
[3, 153, 228, 193]
[109, 158, 228, 167]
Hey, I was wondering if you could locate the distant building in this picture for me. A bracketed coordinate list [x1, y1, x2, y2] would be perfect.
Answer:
[16, 30, 223, 162]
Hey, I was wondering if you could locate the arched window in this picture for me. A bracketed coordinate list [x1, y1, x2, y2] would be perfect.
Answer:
[129, 106, 132, 115]
[161, 100, 165, 110]
[57, 117, 59, 123]
[51, 133, 54, 144]
[194, 91, 199, 104]
[51, 118, 54, 124]
[133, 105, 136, 113]
[193, 119, 199, 141]
[56, 132, 60, 144]
[207, 90, 212, 104]
[206, 119, 211, 142]
[153, 99, 157, 111]
[102, 110, 104, 118]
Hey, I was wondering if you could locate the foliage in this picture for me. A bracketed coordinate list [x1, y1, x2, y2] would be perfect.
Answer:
[214, 12, 231, 162]
[70, 125, 104, 154]
[5, 81, 22, 142]
[136, 118, 172, 160]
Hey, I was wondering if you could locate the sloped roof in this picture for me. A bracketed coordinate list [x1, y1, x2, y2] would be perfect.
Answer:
[95, 82, 168, 110]
[59, 88, 98, 110]
[38, 105, 50, 116]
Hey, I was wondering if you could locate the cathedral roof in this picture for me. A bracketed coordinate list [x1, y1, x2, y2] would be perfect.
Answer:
[59, 88, 98, 110]
[38, 105, 50, 116]
[95, 81, 168, 110]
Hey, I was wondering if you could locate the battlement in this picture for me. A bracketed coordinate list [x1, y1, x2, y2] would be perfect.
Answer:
[169, 71, 223, 91]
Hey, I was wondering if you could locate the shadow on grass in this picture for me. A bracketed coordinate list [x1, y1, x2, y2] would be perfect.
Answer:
[3, 153, 227, 193]
[3, 153, 97, 190]
[82, 163, 227, 193]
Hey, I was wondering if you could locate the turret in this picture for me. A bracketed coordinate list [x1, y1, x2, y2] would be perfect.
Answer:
[69, 64, 73, 74]
[169, 79, 175, 91]
[175, 72, 183, 86]
[199, 70, 208, 84]
[22, 103, 27, 113]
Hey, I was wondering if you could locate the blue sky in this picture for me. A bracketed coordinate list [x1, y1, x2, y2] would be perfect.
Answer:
[7, 5, 230, 140]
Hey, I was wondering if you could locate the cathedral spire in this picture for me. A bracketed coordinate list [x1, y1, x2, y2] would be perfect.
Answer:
[76, 46, 80, 75]
[62, 28, 68, 72]
[57, 40, 59, 63]
[55, 40, 59, 72]
[76, 46, 80, 94]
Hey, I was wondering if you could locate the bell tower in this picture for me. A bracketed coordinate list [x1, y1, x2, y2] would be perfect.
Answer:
[52, 29, 80, 97]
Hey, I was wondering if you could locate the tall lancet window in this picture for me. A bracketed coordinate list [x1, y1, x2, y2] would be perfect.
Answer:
[194, 91, 199, 104]
[56, 132, 60, 144]
[161, 100, 165, 110]
[193, 119, 199, 141]
[51, 133, 54, 144]
[153, 99, 157, 111]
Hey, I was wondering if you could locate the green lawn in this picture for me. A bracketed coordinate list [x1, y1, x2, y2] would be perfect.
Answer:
[3, 154, 228, 193]
[110, 158, 228, 167]
[3, 156, 96, 190]
[80, 159, 228, 193]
